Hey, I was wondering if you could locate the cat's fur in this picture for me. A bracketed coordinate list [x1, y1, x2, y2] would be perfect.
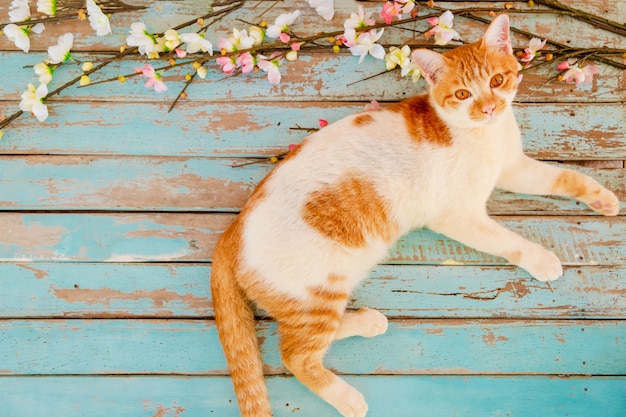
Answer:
[211, 15, 619, 417]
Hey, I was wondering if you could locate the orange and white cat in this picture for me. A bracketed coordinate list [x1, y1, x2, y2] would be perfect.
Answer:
[211, 14, 619, 417]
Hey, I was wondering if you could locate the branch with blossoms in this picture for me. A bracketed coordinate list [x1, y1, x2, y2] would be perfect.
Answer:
[1, 0, 625, 135]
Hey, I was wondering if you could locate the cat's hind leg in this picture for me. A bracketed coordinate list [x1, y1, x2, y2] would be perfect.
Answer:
[334, 308, 388, 340]
[275, 287, 369, 417]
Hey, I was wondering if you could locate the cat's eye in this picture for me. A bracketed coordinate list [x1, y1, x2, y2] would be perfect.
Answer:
[454, 89, 471, 100]
[490, 74, 505, 88]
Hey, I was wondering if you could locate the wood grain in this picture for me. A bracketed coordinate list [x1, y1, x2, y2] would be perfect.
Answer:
[1, 319, 624, 375]
[1, 102, 624, 159]
[0, 263, 624, 319]
[2, 375, 625, 417]
[0, 213, 623, 265]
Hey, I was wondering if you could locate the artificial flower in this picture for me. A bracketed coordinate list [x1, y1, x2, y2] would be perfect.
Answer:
[306, 0, 334, 20]
[175, 48, 187, 58]
[162, 29, 181, 51]
[180, 32, 213, 54]
[364, 99, 380, 111]
[380, 1, 402, 25]
[216, 56, 237, 74]
[340, 28, 358, 48]
[218, 28, 255, 52]
[403, 60, 422, 82]
[34, 62, 54, 84]
[344, 6, 375, 30]
[135, 64, 167, 92]
[286, 50, 298, 61]
[81, 61, 94, 72]
[79, 75, 91, 86]
[266, 10, 301, 42]
[385, 45, 411, 71]
[9, 0, 30, 22]
[236, 52, 255, 73]
[37, 0, 57, 17]
[19, 83, 49, 122]
[3, 23, 45, 53]
[425, 10, 461, 46]
[318, 119, 328, 127]
[86, 0, 111, 36]
[521, 38, 547, 63]
[257, 53, 283, 84]
[348, 29, 385, 64]
[557, 59, 600, 86]
[126, 22, 161, 57]
[196, 65, 207, 79]
[47, 33, 73, 64]
[396, 0, 416, 15]
[249, 26, 265, 46]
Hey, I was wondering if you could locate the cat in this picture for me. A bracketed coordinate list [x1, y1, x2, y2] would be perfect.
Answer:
[211, 14, 620, 417]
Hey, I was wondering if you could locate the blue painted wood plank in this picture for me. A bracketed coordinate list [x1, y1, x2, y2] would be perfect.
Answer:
[1, 51, 624, 103]
[0, 214, 623, 265]
[2, 375, 625, 417]
[0, 156, 623, 213]
[0, 155, 619, 212]
[1, 263, 624, 319]
[1, 102, 624, 158]
[1, 319, 624, 375]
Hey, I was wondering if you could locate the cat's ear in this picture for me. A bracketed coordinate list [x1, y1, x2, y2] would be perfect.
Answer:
[481, 14, 512, 55]
[411, 49, 448, 85]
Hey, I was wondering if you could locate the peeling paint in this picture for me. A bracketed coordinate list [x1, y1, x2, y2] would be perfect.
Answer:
[16, 264, 49, 279]
[52, 286, 211, 314]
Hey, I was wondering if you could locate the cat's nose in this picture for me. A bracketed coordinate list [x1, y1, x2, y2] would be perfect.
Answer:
[482, 104, 496, 117]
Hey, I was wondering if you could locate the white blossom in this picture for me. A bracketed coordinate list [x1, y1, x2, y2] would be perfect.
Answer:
[19, 83, 49, 122]
[86, 0, 111, 36]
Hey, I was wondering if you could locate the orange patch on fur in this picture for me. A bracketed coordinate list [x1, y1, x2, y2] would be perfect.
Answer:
[552, 171, 587, 198]
[353, 113, 374, 127]
[390, 95, 452, 146]
[302, 175, 398, 247]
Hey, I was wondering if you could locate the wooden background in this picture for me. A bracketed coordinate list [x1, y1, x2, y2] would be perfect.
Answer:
[1, 0, 625, 416]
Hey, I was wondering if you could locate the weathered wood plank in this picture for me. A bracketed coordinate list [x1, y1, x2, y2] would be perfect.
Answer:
[1, 102, 624, 159]
[1, 52, 623, 103]
[0, 0, 623, 52]
[1, 263, 624, 319]
[1, 319, 624, 375]
[0, 213, 623, 265]
[2, 375, 624, 417]
[1, 156, 622, 214]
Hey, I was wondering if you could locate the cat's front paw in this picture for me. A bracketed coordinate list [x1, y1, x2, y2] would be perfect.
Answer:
[519, 245, 563, 282]
[587, 187, 620, 216]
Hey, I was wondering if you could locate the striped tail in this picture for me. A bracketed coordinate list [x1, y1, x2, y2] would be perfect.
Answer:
[211, 245, 272, 417]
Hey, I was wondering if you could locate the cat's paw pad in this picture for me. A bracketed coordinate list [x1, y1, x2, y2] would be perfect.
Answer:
[320, 378, 368, 417]
[355, 308, 388, 338]
[588, 188, 620, 216]
[521, 245, 563, 282]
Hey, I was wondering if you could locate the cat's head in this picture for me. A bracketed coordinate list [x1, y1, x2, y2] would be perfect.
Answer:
[412, 14, 520, 128]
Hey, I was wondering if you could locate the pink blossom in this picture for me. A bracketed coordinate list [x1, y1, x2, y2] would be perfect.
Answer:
[135, 64, 167, 93]
[237, 52, 255, 74]
[521, 38, 547, 63]
[175, 48, 187, 58]
[279, 32, 291, 43]
[424, 10, 461, 45]
[216, 56, 237, 74]
[380, 2, 402, 24]
[257, 53, 283, 84]
[318, 119, 328, 128]
[364, 100, 380, 112]
[288, 143, 299, 152]
[558, 59, 600, 86]
[291, 42, 301, 51]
